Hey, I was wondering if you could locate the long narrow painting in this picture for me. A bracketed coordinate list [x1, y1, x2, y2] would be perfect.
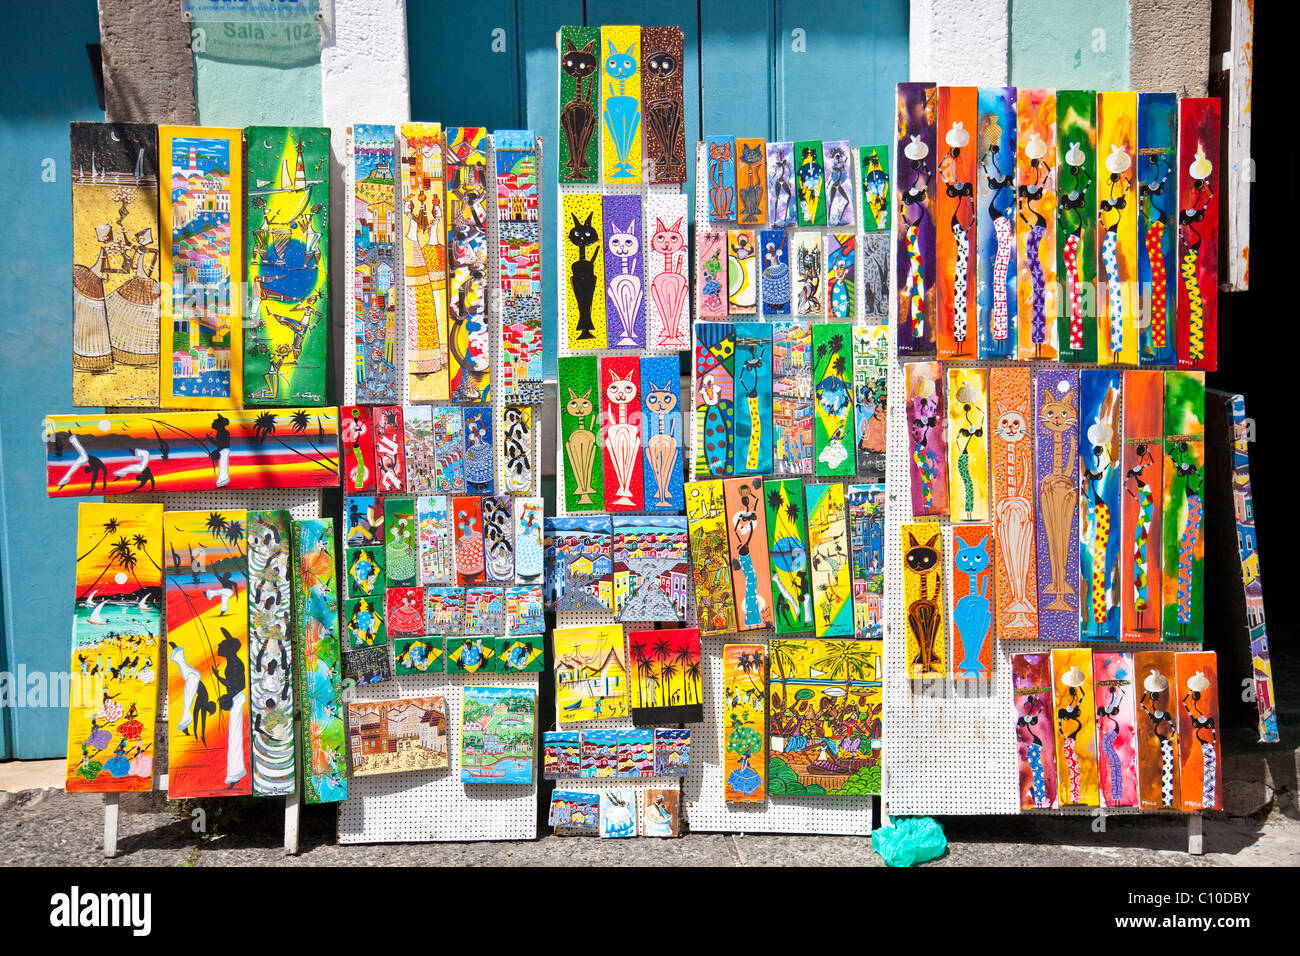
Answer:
[497, 129, 543, 403]
[244, 126, 329, 406]
[165, 510, 251, 798]
[1054, 92, 1098, 363]
[601, 25, 642, 185]
[847, 484, 885, 640]
[1094, 649, 1138, 807]
[1162, 371, 1205, 642]
[765, 478, 813, 634]
[895, 82, 937, 355]
[558, 25, 600, 185]
[990, 368, 1037, 640]
[976, 86, 1017, 359]
[445, 126, 490, 402]
[1079, 368, 1122, 639]
[1015, 89, 1059, 361]
[1035, 369, 1081, 641]
[641, 354, 684, 512]
[951, 523, 993, 680]
[1175, 651, 1221, 811]
[1122, 370, 1163, 640]
[641, 26, 686, 184]
[1096, 92, 1138, 366]
[732, 323, 772, 475]
[644, 193, 690, 349]
[247, 510, 295, 796]
[772, 319, 812, 474]
[722, 643, 766, 803]
[1012, 652, 1058, 809]
[1176, 98, 1220, 371]
[693, 321, 734, 477]
[563, 191, 605, 347]
[294, 517, 346, 803]
[558, 354, 602, 512]
[70, 122, 160, 406]
[604, 192, 645, 347]
[1051, 647, 1098, 807]
[723, 477, 774, 632]
[349, 123, 397, 404]
[65, 503, 162, 793]
[401, 122, 449, 401]
[905, 361, 948, 516]
[1137, 92, 1178, 366]
[852, 324, 888, 481]
[601, 354, 644, 511]
[685, 479, 738, 636]
[901, 521, 945, 679]
[936, 85, 976, 359]
[1134, 649, 1180, 811]
[160, 125, 243, 408]
[947, 366, 989, 523]
[812, 323, 854, 477]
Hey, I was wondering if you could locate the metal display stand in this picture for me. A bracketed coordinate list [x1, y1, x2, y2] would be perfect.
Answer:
[336, 130, 541, 843]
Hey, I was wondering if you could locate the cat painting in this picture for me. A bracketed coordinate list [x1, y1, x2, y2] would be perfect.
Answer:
[953, 532, 992, 679]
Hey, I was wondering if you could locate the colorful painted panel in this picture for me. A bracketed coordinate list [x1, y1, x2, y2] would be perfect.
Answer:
[1015, 88, 1059, 361]
[759, 228, 791, 315]
[245, 126, 328, 406]
[655, 728, 691, 777]
[424, 586, 464, 636]
[641, 788, 680, 837]
[44, 407, 340, 498]
[772, 319, 813, 475]
[1097, 92, 1138, 366]
[70, 122, 160, 406]
[706, 135, 736, 222]
[794, 140, 826, 227]
[851, 324, 888, 481]
[936, 85, 977, 359]
[1134, 649, 1181, 810]
[558, 25, 600, 184]
[768, 639, 882, 796]
[395, 636, 444, 676]
[451, 495, 485, 586]
[728, 228, 757, 313]
[599, 788, 637, 837]
[1012, 652, 1058, 809]
[601, 25, 641, 184]
[415, 495, 452, 587]
[847, 484, 886, 641]
[697, 229, 727, 318]
[558, 354, 602, 511]
[483, 494, 514, 584]
[554, 624, 629, 724]
[736, 137, 767, 225]
[463, 404, 494, 495]
[581, 728, 617, 776]
[349, 123, 397, 404]
[812, 322, 854, 477]
[693, 321, 734, 476]
[732, 322, 772, 475]
[463, 586, 504, 636]
[685, 479, 738, 636]
[246, 510, 294, 796]
[345, 596, 386, 649]
[501, 405, 534, 494]
[373, 404, 406, 493]
[160, 125, 243, 408]
[165, 510, 251, 798]
[388, 585, 428, 636]
[344, 645, 391, 686]
[628, 628, 703, 724]
[601, 354, 644, 511]
[544, 516, 612, 613]
[896, 83, 938, 355]
[641, 26, 686, 184]
[384, 496, 417, 587]
[824, 139, 855, 228]
[1094, 650, 1138, 807]
[447, 636, 495, 674]
[1137, 92, 1178, 366]
[1055, 91, 1098, 363]
[341, 405, 375, 493]
[861, 232, 890, 318]
[432, 405, 466, 494]
[514, 497, 545, 585]
[951, 523, 993, 680]
[345, 495, 383, 548]
[976, 86, 1018, 359]
[826, 234, 855, 320]
[504, 585, 544, 636]
[1035, 368, 1081, 641]
[723, 477, 774, 631]
[293, 518, 345, 803]
[1080, 369, 1122, 639]
[1162, 371, 1205, 642]
[1051, 647, 1099, 807]
[400, 122, 449, 401]
[604, 192, 645, 347]
[1174, 651, 1221, 810]
[1176, 98, 1220, 371]
[722, 643, 767, 802]
[349, 696, 448, 776]
[444, 126, 490, 402]
[805, 482, 852, 638]
[901, 521, 945, 678]
[65, 503, 162, 793]
[905, 361, 949, 516]
[765, 477, 813, 635]
[990, 368, 1038, 641]
[542, 731, 580, 779]
[767, 141, 796, 228]
[496, 129, 543, 404]
[563, 191, 605, 347]
[859, 144, 890, 231]
[1122, 371, 1164, 639]
[644, 193, 691, 349]
[612, 517, 689, 623]
[794, 231, 824, 316]
[461, 686, 534, 783]
[400, 404, 434, 493]
[947, 366, 990, 523]
[640, 354, 684, 512]
[495, 636, 543, 675]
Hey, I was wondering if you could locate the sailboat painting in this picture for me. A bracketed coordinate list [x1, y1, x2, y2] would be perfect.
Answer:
[244, 126, 329, 406]
[461, 685, 535, 784]
[70, 122, 160, 406]
[64, 502, 163, 793]
[553, 624, 629, 724]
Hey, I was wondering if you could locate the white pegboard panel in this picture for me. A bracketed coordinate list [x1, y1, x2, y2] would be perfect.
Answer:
[338, 130, 539, 842]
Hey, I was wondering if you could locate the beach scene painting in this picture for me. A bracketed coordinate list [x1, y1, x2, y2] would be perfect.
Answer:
[553, 624, 629, 724]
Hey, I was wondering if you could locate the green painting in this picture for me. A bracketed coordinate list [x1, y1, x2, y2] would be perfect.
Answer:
[812, 322, 854, 476]
[765, 478, 814, 634]
[1055, 91, 1098, 363]
[1161, 371, 1205, 642]
[394, 636, 444, 675]
[558, 25, 600, 184]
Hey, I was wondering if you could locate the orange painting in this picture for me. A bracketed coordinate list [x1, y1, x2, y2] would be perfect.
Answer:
[936, 86, 978, 359]
[1175, 651, 1221, 811]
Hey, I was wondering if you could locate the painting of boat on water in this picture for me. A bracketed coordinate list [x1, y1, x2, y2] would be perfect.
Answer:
[460, 685, 536, 785]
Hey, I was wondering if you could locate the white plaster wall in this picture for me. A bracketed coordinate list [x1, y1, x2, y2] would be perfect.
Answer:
[320, 0, 412, 133]
[909, 0, 1009, 85]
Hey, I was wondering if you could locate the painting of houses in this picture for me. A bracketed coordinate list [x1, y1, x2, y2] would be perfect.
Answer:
[612, 517, 690, 622]
[460, 685, 536, 784]
[544, 516, 613, 612]
[553, 624, 629, 724]
[347, 696, 447, 776]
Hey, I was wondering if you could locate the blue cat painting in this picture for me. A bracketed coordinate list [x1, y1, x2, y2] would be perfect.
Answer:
[953, 533, 992, 678]
[603, 41, 640, 180]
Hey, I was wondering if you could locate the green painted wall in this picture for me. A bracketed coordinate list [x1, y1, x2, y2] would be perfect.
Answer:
[192, 19, 324, 125]
[1009, 0, 1131, 90]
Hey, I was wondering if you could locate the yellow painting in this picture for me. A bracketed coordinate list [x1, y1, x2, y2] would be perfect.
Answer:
[401, 122, 449, 401]
[1097, 91, 1139, 366]
[723, 643, 766, 802]
[553, 623, 629, 724]
[947, 366, 990, 523]
[158, 125, 243, 409]
[563, 191, 606, 349]
[685, 479, 738, 635]
[1052, 646, 1100, 807]
[804, 482, 852, 637]
[600, 25, 642, 184]
[65, 502, 163, 792]
[901, 521, 945, 678]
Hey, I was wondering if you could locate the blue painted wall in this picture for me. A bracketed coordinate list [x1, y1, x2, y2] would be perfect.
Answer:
[407, 0, 908, 382]
[0, 0, 103, 758]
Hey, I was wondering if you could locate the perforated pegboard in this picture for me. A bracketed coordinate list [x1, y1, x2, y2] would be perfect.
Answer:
[339, 131, 539, 842]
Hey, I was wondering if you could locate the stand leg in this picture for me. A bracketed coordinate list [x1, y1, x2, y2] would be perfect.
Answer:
[103, 793, 119, 858]
[284, 789, 300, 855]
[1188, 812, 1204, 855]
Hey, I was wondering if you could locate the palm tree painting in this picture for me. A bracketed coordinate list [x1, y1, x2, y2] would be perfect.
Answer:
[628, 628, 703, 724]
